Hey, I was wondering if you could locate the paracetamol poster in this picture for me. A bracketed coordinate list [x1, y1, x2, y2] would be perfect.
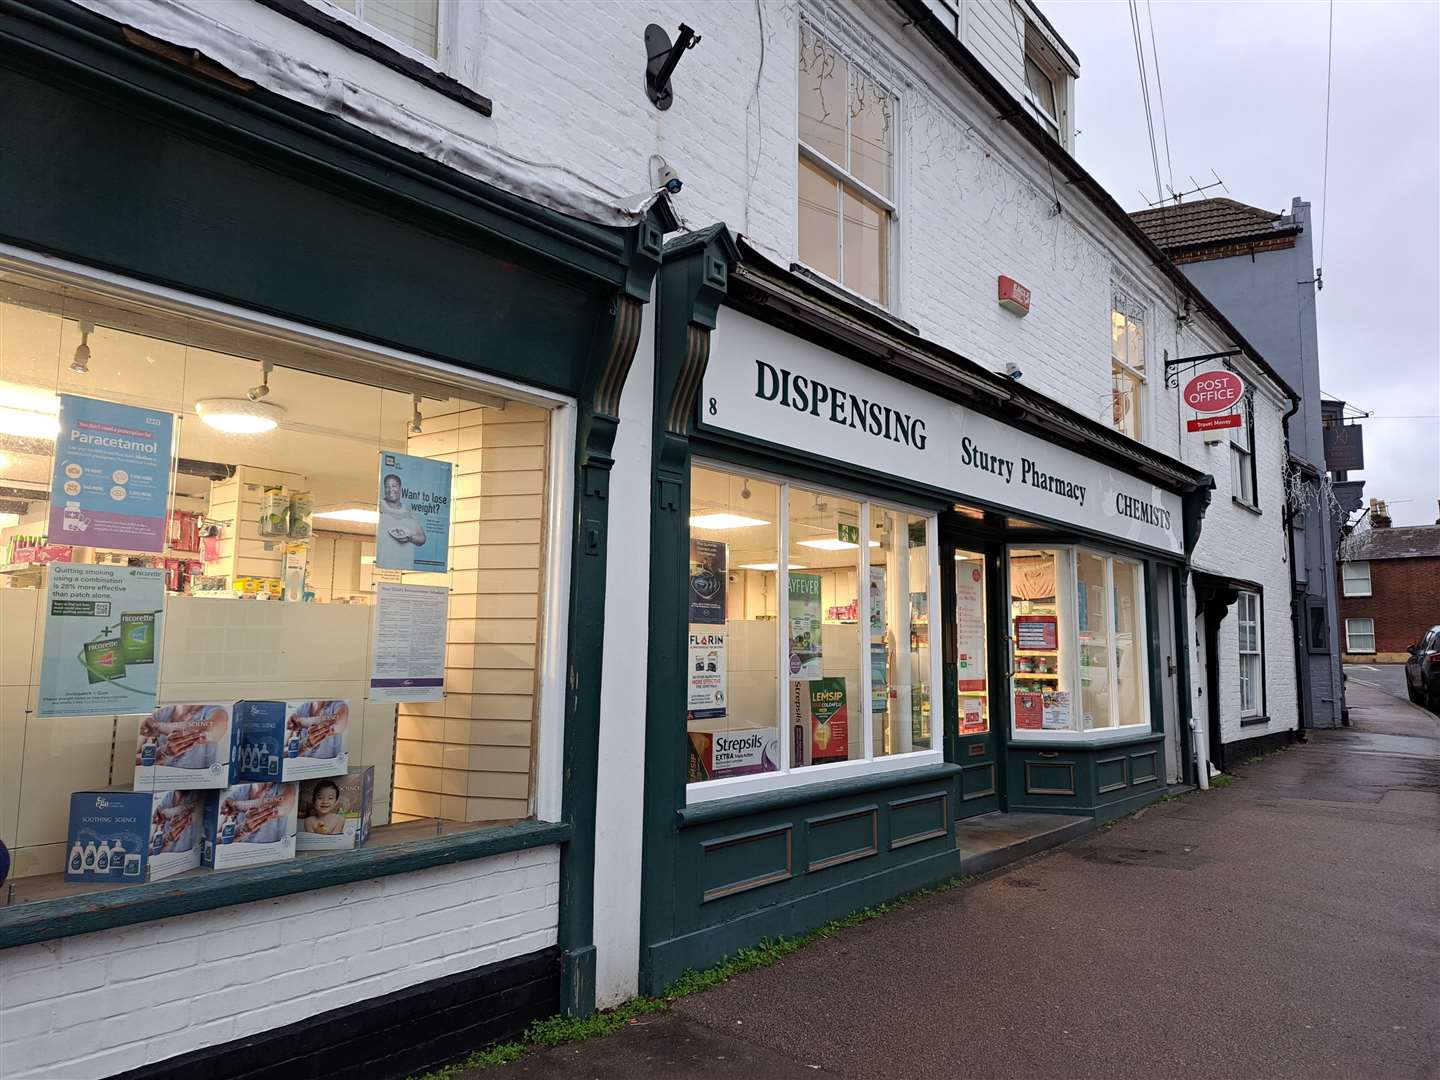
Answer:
[49, 395, 173, 553]
[38, 564, 165, 717]
[376, 452, 452, 572]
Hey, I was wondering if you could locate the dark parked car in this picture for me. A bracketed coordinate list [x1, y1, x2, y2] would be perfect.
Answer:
[1404, 626, 1440, 710]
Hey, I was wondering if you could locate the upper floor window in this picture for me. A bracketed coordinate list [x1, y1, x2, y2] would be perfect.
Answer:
[1023, 22, 1067, 146]
[1230, 394, 1258, 507]
[1341, 561, 1372, 597]
[1110, 295, 1145, 439]
[798, 24, 895, 307]
[319, 0, 440, 59]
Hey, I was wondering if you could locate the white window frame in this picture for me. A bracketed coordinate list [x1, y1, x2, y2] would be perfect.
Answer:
[1008, 545, 1152, 741]
[1230, 394, 1257, 507]
[1341, 561, 1372, 597]
[307, 0, 453, 69]
[795, 21, 899, 310]
[1021, 20, 1070, 149]
[1237, 589, 1263, 716]
[1110, 294, 1147, 440]
[687, 465, 943, 804]
[1345, 618, 1376, 655]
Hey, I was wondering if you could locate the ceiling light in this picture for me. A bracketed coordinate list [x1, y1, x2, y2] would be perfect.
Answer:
[689, 512, 770, 530]
[313, 508, 380, 524]
[797, 538, 881, 551]
[195, 398, 284, 435]
[0, 512, 17, 527]
[0, 452, 11, 471]
[737, 562, 807, 571]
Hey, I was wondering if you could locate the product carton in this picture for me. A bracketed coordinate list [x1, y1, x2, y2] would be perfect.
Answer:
[201, 782, 298, 870]
[233, 699, 351, 782]
[132, 703, 237, 792]
[65, 788, 203, 884]
[296, 767, 374, 851]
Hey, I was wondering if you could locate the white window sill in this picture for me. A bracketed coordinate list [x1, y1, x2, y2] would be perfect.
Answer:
[1008, 725, 1155, 745]
[685, 748, 944, 804]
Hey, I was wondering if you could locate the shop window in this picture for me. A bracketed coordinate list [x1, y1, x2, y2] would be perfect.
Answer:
[1230, 395, 1257, 507]
[1341, 560, 1371, 597]
[1110, 296, 1145, 440]
[1008, 547, 1150, 737]
[1237, 589, 1263, 715]
[687, 463, 940, 793]
[1344, 618, 1375, 654]
[315, 0, 441, 59]
[0, 271, 555, 904]
[798, 22, 895, 306]
[954, 549, 989, 735]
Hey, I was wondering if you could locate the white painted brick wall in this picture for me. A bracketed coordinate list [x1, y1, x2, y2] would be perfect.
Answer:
[0, 847, 560, 1080]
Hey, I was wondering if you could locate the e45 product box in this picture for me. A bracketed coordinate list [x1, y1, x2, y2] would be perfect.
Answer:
[133, 703, 237, 792]
[233, 700, 351, 783]
[296, 767, 374, 851]
[66, 789, 204, 884]
[201, 782, 298, 870]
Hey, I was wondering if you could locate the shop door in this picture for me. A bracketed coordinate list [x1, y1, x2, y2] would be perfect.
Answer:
[949, 546, 1002, 816]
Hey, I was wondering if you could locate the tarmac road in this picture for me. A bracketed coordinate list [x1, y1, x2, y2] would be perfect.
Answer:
[479, 680, 1440, 1080]
[1346, 662, 1411, 703]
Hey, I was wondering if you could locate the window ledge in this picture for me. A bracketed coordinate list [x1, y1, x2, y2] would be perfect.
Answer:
[789, 263, 917, 334]
[0, 818, 568, 951]
[254, 0, 494, 117]
[678, 762, 961, 828]
[1239, 715, 1270, 728]
[1232, 497, 1263, 516]
[1007, 731, 1165, 752]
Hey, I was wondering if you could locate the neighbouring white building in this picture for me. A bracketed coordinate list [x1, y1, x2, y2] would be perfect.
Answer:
[0, 1, 1298, 1076]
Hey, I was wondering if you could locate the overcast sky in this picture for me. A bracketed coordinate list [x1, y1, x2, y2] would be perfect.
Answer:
[1043, 0, 1440, 527]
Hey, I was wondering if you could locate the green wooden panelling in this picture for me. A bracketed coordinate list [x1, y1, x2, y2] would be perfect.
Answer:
[888, 792, 951, 849]
[1095, 755, 1129, 794]
[699, 825, 795, 903]
[805, 807, 880, 872]
[1025, 760, 1078, 796]
[959, 762, 997, 801]
[1129, 750, 1161, 785]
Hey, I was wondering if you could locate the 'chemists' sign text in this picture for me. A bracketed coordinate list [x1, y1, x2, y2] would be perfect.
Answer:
[701, 310, 1185, 555]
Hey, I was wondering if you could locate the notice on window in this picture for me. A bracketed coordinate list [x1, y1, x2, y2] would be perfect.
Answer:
[791, 676, 849, 766]
[687, 628, 727, 719]
[960, 697, 987, 734]
[49, 395, 173, 553]
[867, 566, 886, 637]
[688, 539, 727, 625]
[687, 729, 780, 781]
[870, 641, 889, 714]
[1014, 614, 1058, 651]
[376, 452, 453, 573]
[956, 565, 987, 690]
[368, 583, 448, 702]
[1042, 690, 1072, 730]
[1014, 691, 1043, 730]
[787, 572, 823, 678]
[38, 564, 165, 717]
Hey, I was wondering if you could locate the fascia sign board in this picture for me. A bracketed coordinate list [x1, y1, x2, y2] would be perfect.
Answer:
[699, 310, 1185, 556]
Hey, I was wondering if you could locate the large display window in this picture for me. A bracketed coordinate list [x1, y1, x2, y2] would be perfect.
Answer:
[1008, 546, 1150, 738]
[0, 267, 563, 902]
[686, 463, 941, 797]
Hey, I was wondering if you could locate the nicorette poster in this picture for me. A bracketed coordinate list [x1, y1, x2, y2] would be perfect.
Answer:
[787, 572, 823, 678]
[49, 395, 173, 553]
[38, 564, 165, 717]
[376, 452, 452, 572]
[687, 628, 727, 719]
[688, 539, 727, 624]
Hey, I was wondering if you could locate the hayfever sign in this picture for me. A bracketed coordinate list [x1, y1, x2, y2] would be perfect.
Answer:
[702, 310, 1185, 555]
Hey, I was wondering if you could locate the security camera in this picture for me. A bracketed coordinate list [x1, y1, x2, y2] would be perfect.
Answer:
[1004, 362, 1023, 380]
[650, 155, 683, 196]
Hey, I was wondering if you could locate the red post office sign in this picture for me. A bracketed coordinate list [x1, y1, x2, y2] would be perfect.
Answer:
[998, 275, 1031, 316]
[1183, 370, 1244, 412]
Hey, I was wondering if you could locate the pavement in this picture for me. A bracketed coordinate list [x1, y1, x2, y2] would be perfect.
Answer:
[478, 681, 1440, 1080]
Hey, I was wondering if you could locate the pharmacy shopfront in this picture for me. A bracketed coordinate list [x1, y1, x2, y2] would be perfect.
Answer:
[0, 5, 670, 1077]
[639, 234, 1211, 990]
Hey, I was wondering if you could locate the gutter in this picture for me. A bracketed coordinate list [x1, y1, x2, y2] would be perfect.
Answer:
[889, 0, 1299, 404]
[1280, 393, 1310, 739]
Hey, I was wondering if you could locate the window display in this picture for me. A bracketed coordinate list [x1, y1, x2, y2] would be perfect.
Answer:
[0, 268, 555, 902]
[687, 463, 940, 791]
[1008, 547, 1150, 737]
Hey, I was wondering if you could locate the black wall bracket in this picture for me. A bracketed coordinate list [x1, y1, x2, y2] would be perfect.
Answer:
[1164, 348, 1242, 388]
[644, 23, 700, 110]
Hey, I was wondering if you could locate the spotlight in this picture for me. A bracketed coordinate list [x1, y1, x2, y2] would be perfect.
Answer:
[246, 360, 273, 402]
[410, 392, 423, 435]
[70, 321, 93, 375]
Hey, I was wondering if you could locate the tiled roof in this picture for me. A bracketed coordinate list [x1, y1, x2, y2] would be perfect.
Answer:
[1130, 198, 1292, 250]
[1342, 524, 1440, 561]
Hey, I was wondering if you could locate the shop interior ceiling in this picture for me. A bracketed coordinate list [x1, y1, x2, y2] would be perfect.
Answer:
[0, 300, 484, 532]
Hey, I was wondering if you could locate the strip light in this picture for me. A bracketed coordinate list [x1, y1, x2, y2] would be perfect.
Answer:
[689, 512, 770, 530]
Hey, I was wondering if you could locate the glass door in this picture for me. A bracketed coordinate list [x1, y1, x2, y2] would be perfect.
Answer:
[952, 546, 1000, 816]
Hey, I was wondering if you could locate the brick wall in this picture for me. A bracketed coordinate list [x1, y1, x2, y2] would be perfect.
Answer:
[0, 847, 559, 1080]
[1338, 556, 1440, 661]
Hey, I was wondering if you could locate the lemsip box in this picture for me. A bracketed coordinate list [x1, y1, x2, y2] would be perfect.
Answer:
[132, 703, 238, 792]
[201, 782, 298, 870]
[65, 789, 204, 884]
[296, 767, 374, 851]
[233, 699, 350, 783]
